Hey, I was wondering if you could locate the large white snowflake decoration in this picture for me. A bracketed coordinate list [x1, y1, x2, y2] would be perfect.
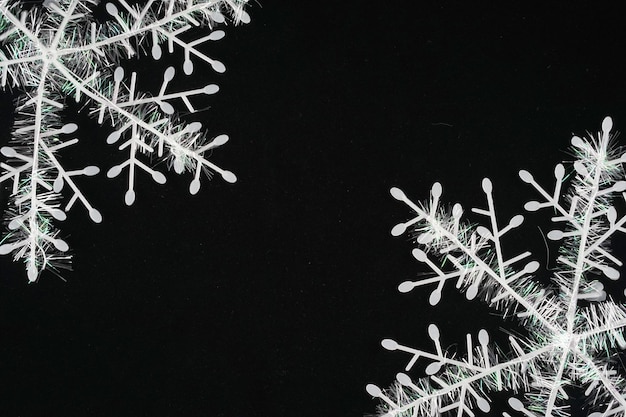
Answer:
[367, 117, 626, 416]
[0, 0, 249, 281]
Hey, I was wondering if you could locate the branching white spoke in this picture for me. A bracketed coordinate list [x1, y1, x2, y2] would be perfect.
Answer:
[1, 0, 249, 279]
[396, 197, 560, 334]
[54, 62, 231, 179]
[56, 1, 221, 57]
[394, 345, 551, 413]
[370, 117, 626, 417]
[576, 350, 626, 409]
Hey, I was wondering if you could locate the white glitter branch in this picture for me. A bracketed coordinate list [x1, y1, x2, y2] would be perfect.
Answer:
[0, 0, 249, 281]
[369, 117, 626, 417]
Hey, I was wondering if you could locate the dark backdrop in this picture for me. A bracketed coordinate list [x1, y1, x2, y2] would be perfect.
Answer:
[2, 2, 626, 416]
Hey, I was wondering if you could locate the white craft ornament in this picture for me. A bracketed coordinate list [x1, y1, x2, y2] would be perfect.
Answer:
[0, 0, 249, 281]
[367, 117, 626, 416]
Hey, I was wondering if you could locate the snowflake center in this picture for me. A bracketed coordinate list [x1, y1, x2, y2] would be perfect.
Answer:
[553, 332, 579, 352]
[42, 48, 57, 62]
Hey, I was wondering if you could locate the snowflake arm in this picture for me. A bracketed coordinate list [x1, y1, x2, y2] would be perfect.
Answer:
[51, 62, 236, 202]
[366, 325, 553, 416]
[370, 117, 626, 417]
[389, 184, 561, 333]
[1, 0, 249, 280]
[0, 77, 99, 280]
[578, 352, 626, 416]
[520, 119, 626, 309]
[56, 0, 248, 63]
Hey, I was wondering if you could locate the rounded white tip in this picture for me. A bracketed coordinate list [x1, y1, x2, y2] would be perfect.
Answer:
[185, 122, 203, 133]
[602, 116, 613, 133]
[184, 60, 194, 75]
[365, 384, 382, 397]
[554, 163, 564, 180]
[417, 232, 434, 244]
[466, 283, 478, 300]
[53, 239, 69, 252]
[508, 397, 524, 411]
[397, 281, 414, 293]
[203, 84, 219, 94]
[509, 214, 524, 228]
[571, 136, 585, 148]
[107, 165, 122, 178]
[210, 11, 225, 23]
[163, 66, 175, 82]
[525, 261, 540, 273]
[159, 101, 175, 115]
[547, 230, 564, 240]
[53, 176, 64, 192]
[83, 166, 100, 176]
[391, 223, 406, 237]
[524, 201, 541, 211]
[411, 248, 427, 262]
[381, 339, 398, 350]
[590, 280, 604, 291]
[50, 208, 67, 221]
[519, 170, 533, 183]
[396, 373, 412, 386]
[222, 171, 237, 183]
[425, 362, 442, 375]
[0, 243, 15, 255]
[239, 11, 251, 24]
[428, 323, 440, 340]
[62, 123, 78, 134]
[209, 30, 225, 41]
[452, 203, 463, 218]
[390, 187, 405, 200]
[174, 158, 185, 174]
[482, 178, 493, 193]
[1, 147, 16, 157]
[476, 226, 492, 240]
[152, 171, 167, 184]
[603, 266, 620, 280]
[27, 263, 38, 282]
[125, 189, 135, 206]
[476, 397, 490, 412]
[211, 60, 226, 73]
[431, 182, 442, 198]
[113, 66, 124, 82]
[607, 206, 617, 223]
[212, 134, 229, 146]
[189, 179, 201, 195]
[478, 329, 489, 346]
[106, 131, 120, 144]
[429, 289, 442, 305]
[89, 208, 103, 223]
[574, 161, 588, 176]
[105, 2, 118, 16]
[152, 44, 162, 60]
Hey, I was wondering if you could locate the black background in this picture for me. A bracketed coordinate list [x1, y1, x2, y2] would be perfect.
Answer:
[2, 2, 626, 416]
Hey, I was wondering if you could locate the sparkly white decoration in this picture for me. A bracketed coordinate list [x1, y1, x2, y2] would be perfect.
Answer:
[368, 117, 626, 416]
[0, 0, 249, 281]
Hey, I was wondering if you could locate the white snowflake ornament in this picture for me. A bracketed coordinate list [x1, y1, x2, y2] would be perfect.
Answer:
[0, 0, 249, 281]
[368, 117, 626, 416]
